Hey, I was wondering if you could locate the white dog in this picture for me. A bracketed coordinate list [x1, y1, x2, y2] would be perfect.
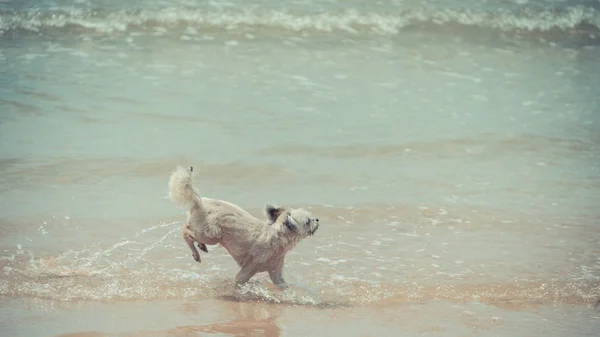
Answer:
[168, 166, 320, 288]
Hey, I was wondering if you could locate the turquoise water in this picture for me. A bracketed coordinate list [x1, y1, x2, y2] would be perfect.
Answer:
[0, 0, 599, 336]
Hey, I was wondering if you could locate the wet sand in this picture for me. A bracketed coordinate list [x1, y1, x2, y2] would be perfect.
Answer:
[2, 295, 599, 337]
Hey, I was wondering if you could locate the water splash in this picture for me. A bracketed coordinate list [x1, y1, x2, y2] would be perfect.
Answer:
[0, 216, 598, 309]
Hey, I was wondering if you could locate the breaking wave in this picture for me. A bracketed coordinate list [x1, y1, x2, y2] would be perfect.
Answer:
[0, 5, 599, 36]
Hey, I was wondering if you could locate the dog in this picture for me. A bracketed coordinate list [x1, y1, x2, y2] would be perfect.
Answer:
[168, 165, 319, 288]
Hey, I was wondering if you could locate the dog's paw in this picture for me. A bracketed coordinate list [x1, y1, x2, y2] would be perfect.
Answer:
[198, 243, 208, 253]
[192, 251, 201, 262]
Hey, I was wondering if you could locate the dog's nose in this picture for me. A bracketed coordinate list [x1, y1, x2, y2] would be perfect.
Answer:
[316, 218, 319, 222]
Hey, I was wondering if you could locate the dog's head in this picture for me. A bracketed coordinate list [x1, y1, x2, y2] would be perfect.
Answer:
[265, 203, 319, 237]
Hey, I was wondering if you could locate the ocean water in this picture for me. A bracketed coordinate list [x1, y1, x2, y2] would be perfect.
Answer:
[1, 0, 599, 336]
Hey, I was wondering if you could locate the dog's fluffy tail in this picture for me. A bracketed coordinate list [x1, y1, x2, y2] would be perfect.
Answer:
[168, 166, 201, 207]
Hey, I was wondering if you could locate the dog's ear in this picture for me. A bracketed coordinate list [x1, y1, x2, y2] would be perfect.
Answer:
[284, 214, 299, 232]
[265, 203, 285, 223]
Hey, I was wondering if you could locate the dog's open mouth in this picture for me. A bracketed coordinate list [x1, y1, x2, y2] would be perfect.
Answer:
[308, 224, 319, 236]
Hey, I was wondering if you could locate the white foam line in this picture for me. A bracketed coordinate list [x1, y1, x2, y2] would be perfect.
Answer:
[1, 6, 599, 36]
[398, 232, 420, 237]
[438, 70, 482, 83]
[337, 241, 362, 248]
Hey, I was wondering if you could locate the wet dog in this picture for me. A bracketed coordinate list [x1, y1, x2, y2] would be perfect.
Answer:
[168, 166, 319, 288]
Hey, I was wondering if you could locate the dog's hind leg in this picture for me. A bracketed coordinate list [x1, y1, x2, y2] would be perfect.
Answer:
[183, 222, 205, 262]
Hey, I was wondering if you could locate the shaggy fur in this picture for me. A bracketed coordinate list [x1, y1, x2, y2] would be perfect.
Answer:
[168, 166, 319, 287]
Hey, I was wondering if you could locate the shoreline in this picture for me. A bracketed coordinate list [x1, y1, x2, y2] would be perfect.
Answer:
[2, 295, 599, 337]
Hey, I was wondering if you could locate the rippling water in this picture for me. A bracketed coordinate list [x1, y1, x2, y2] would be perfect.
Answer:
[1, 0, 599, 336]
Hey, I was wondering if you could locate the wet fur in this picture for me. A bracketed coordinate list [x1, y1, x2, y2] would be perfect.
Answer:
[168, 166, 319, 288]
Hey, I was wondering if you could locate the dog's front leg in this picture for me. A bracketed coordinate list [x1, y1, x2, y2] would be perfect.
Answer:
[268, 258, 288, 289]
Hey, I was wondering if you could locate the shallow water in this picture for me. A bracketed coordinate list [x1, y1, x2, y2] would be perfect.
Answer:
[1, 0, 600, 336]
